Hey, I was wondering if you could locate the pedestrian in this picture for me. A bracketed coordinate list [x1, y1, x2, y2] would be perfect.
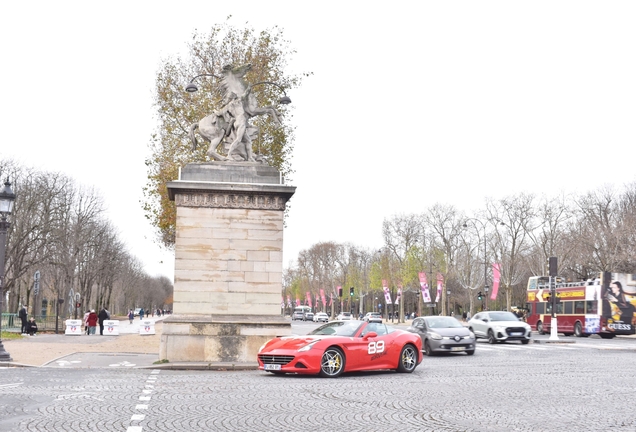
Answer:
[19, 306, 28, 335]
[98, 307, 109, 335]
[83, 310, 90, 335]
[462, 311, 467, 321]
[87, 309, 98, 335]
[128, 309, 134, 324]
[139, 308, 144, 320]
[466, 311, 472, 321]
[26, 317, 38, 336]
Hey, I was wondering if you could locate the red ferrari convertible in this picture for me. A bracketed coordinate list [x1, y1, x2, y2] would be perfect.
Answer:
[257, 320, 423, 377]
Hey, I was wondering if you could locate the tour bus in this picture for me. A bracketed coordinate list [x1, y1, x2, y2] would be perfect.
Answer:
[525, 272, 636, 338]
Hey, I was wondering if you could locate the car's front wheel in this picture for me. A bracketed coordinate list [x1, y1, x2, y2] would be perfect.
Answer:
[466, 350, 475, 356]
[521, 339, 530, 345]
[487, 329, 497, 344]
[319, 347, 345, 378]
[424, 340, 435, 356]
[397, 344, 418, 373]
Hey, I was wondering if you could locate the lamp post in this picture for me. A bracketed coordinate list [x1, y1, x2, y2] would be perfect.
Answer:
[447, 289, 451, 316]
[0, 179, 16, 362]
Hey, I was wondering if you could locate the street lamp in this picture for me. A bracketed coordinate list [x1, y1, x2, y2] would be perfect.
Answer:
[0, 178, 16, 362]
[447, 289, 451, 316]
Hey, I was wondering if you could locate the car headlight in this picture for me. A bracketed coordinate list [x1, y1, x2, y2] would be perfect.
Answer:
[429, 332, 442, 340]
[298, 341, 319, 352]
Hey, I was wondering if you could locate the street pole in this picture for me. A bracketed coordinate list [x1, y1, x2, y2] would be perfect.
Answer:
[0, 217, 13, 361]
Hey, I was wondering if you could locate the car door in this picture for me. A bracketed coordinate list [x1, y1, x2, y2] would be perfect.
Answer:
[471, 313, 487, 338]
[348, 323, 394, 371]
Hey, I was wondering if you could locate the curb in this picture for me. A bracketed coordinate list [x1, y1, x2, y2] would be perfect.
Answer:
[140, 362, 259, 371]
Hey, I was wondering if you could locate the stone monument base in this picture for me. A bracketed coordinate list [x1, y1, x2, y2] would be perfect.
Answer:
[160, 314, 291, 363]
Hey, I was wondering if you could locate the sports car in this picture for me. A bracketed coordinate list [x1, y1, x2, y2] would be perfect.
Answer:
[257, 320, 423, 377]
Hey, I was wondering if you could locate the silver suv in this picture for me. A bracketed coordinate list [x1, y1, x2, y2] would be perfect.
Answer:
[468, 311, 531, 344]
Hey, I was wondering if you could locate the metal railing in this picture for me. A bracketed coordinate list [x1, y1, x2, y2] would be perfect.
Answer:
[2, 314, 64, 332]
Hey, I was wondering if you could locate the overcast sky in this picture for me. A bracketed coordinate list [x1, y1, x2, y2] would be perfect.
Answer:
[1, 1, 635, 281]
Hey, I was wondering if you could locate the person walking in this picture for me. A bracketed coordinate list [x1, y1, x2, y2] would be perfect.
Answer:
[128, 309, 134, 324]
[98, 307, 109, 335]
[19, 306, 28, 335]
[87, 309, 98, 335]
[139, 308, 144, 320]
[83, 310, 90, 335]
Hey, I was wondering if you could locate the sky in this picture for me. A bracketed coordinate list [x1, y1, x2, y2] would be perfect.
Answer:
[1, 1, 635, 282]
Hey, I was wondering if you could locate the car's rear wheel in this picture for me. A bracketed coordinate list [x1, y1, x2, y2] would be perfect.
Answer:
[397, 344, 418, 373]
[487, 329, 497, 344]
[521, 339, 530, 345]
[424, 340, 434, 356]
[319, 347, 345, 378]
[466, 350, 475, 356]
[537, 321, 545, 335]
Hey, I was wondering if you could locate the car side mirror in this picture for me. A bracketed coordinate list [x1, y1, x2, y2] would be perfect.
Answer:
[363, 332, 378, 339]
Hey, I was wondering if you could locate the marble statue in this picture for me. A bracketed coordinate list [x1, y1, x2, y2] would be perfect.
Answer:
[190, 64, 283, 162]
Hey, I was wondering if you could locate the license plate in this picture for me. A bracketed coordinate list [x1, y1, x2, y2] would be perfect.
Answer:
[264, 364, 281, 371]
[450, 347, 465, 351]
[510, 332, 522, 336]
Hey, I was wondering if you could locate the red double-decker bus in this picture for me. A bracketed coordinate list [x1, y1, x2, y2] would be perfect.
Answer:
[525, 272, 636, 338]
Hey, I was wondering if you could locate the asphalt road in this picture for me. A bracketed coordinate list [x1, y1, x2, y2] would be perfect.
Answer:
[1, 322, 635, 431]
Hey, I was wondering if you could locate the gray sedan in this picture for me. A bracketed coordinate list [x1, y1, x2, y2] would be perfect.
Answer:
[406, 316, 476, 356]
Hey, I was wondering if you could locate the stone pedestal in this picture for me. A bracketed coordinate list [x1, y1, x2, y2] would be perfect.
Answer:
[160, 162, 295, 363]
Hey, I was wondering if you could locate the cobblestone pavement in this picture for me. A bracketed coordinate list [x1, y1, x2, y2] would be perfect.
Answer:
[1, 337, 636, 431]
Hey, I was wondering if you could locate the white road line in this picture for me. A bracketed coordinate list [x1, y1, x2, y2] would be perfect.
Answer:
[135, 404, 148, 410]
[131, 414, 145, 421]
[139, 396, 151, 401]
[126, 427, 142, 432]
[0, 383, 22, 389]
[142, 390, 152, 394]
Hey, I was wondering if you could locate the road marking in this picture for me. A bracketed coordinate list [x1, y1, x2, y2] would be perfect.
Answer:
[139, 396, 151, 401]
[142, 390, 152, 394]
[135, 405, 148, 410]
[126, 427, 142, 432]
[131, 414, 145, 421]
[0, 383, 22, 389]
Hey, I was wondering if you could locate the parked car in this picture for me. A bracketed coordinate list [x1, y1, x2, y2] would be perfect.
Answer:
[313, 312, 329, 322]
[304, 311, 315, 321]
[406, 316, 476, 356]
[134, 308, 142, 317]
[363, 312, 383, 323]
[336, 312, 353, 321]
[468, 311, 532, 344]
[292, 311, 305, 321]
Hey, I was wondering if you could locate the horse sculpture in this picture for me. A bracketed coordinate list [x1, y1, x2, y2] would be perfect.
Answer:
[189, 63, 283, 162]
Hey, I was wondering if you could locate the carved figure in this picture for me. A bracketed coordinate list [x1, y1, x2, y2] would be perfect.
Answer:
[189, 64, 284, 162]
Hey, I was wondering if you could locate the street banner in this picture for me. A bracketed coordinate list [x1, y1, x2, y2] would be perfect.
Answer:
[320, 289, 327, 307]
[395, 286, 402, 305]
[287, 295, 292, 309]
[419, 272, 432, 303]
[435, 273, 443, 303]
[296, 298, 300, 307]
[382, 280, 393, 304]
[491, 263, 501, 300]
[306, 291, 312, 308]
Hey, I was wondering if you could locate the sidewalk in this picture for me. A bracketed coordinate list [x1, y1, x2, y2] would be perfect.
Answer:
[1, 316, 165, 367]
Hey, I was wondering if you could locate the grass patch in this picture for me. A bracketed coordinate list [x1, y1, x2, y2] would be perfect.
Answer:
[1, 331, 23, 340]
[153, 359, 169, 364]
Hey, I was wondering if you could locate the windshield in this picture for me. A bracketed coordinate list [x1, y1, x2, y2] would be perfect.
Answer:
[489, 312, 519, 321]
[424, 317, 464, 328]
[310, 321, 363, 337]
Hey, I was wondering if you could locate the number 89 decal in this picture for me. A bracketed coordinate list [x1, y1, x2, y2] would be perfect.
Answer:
[368, 341, 385, 354]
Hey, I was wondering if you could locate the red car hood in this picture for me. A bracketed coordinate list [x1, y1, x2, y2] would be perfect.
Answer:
[263, 335, 327, 352]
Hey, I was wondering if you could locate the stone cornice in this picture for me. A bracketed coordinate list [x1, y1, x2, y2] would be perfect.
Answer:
[175, 190, 290, 210]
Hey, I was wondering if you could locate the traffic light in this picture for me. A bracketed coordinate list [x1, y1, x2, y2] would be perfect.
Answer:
[477, 292, 483, 300]
[548, 257, 557, 277]
[338, 287, 343, 297]
[350, 287, 354, 296]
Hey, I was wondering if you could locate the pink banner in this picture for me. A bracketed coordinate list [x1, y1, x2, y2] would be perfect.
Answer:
[320, 289, 326, 307]
[491, 263, 500, 300]
[306, 291, 312, 308]
[382, 280, 393, 304]
[419, 272, 432, 303]
[296, 298, 300, 307]
[395, 286, 402, 305]
[435, 273, 443, 303]
[287, 295, 292, 308]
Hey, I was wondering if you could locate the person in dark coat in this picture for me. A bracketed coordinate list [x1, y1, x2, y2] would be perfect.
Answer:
[26, 317, 38, 336]
[98, 307, 109, 335]
[19, 306, 28, 334]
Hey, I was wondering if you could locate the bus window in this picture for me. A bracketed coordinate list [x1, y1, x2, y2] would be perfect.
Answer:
[564, 301, 573, 314]
[525, 303, 533, 314]
[574, 301, 585, 314]
[536, 302, 545, 315]
[556, 303, 564, 314]
[586, 301, 598, 314]
[546, 303, 552, 314]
